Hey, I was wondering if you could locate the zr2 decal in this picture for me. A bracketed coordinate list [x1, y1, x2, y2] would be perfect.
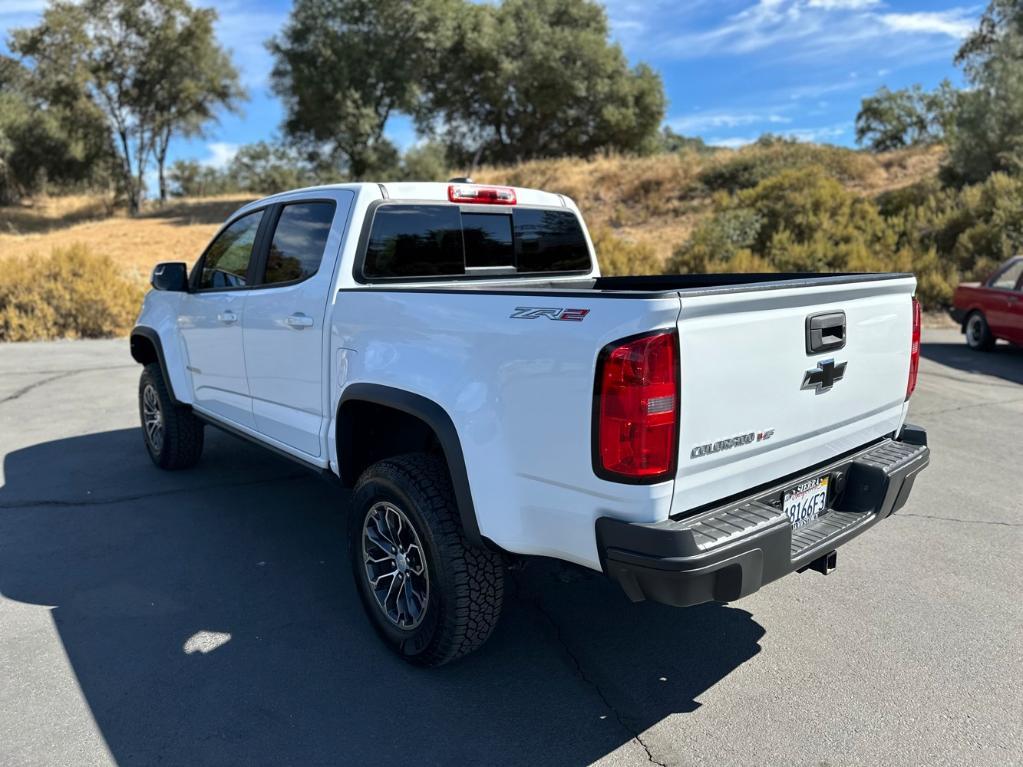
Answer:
[510, 307, 590, 322]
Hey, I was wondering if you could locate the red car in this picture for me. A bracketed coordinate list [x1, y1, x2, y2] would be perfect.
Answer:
[951, 256, 1023, 350]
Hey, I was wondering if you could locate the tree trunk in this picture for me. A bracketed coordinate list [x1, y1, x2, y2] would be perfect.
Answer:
[157, 129, 170, 204]
[116, 128, 141, 216]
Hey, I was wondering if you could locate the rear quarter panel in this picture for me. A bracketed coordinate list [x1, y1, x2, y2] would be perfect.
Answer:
[330, 289, 681, 569]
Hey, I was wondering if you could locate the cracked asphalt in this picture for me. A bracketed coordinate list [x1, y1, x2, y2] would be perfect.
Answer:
[0, 329, 1020, 766]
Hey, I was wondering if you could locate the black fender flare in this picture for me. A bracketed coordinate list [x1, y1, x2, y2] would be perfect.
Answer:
[338, 383, 486, 548]
[129, 326, 182, 405]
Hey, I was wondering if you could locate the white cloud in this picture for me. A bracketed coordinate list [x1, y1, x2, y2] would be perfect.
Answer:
[670, 109, 791, 132]
[707, 122, 849, 148]
[642, 1, 977, 60]
[203, 142, 240, 169]
[880, 11, 975, 39]
[707, 136, 757, 149]
[806, 0, 879, 9]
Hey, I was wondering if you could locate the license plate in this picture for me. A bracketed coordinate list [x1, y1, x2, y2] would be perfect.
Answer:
[784, 476, 829, 529]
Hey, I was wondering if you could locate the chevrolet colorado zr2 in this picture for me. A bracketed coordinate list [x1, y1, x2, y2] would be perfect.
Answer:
[130, 181, 930, 665]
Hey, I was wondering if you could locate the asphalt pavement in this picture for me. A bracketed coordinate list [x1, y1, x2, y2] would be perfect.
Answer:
[0, 328, 1020, 766]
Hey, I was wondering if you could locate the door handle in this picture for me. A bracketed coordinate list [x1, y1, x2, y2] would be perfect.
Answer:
[217, 311, 238, 324]
[286, 313, 314, 329]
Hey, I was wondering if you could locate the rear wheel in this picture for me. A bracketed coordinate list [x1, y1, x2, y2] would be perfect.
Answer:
[349, 453, 504, 666]
[965, 311, 996, 351]
[139, 364, 204, 469]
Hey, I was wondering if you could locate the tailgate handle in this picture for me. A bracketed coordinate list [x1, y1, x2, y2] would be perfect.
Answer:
[806, 311, 846, 354]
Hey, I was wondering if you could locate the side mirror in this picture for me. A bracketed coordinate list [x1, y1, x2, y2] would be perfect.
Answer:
[151, 262, 189, 292]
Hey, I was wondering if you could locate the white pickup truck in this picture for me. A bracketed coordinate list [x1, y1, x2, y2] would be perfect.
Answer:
[131, 181, 930, 666]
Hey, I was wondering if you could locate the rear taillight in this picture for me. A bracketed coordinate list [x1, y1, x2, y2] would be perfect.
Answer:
[595, 331, 679, 482]
[907, 297, 921, 400]
[448, 184, 516, 205]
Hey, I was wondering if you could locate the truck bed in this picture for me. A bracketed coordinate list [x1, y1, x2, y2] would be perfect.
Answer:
[352, 272, 913, 297]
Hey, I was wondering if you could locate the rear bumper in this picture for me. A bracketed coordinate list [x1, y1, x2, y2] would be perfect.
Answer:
[597, 426, 930, 607]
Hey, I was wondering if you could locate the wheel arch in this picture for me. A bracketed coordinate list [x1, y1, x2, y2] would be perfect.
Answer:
[336, 384, 486, 548]
[130, 326, 184, 405]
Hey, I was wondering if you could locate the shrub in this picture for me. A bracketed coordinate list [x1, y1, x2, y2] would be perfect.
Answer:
[668, 165, 957, 309]
[590, 227, 662, 275]
[698, 137, 876, 194]
[0, 243, 144, 341]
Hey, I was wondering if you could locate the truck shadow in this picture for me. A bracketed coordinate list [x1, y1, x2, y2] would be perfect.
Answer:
[0, 428, 764, 766]
[921, 340, 1023, 386]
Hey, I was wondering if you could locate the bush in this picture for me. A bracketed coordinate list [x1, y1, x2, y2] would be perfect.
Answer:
[590, 227, 662, 275]
[880, 172, 1023, 294]
[669, 165, 957, 308]
[698, 136, 876, 195]
[0, 243, 144, 341]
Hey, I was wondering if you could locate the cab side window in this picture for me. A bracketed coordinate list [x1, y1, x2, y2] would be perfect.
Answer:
[199, 210, 263, 290]
[262, 202, 336, 286]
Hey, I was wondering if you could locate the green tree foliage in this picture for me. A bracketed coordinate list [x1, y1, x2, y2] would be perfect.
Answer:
[946, 0, 1023, 182]
[397, 141, 450, 181]
[268, 0, 458, 179]
[423, 0, 665, 166]
[855, 82, 958, 151]
[10, 0, 243, 213]
[0, 55, 111, 203]
[657, 127, 716, 155]
[166, 160, 232, 197]
[226, 141, 322, 193]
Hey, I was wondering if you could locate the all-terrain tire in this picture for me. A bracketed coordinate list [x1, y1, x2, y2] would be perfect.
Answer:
[139, 363, 204, 469]
[349, 453, 504, 666]
[965, 310, 996, 351]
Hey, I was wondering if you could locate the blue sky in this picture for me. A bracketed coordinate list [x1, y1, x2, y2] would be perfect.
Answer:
[1, 0, 980, 173]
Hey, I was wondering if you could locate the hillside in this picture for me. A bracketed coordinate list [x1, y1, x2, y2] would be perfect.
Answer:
[0, 143, 945, 276]
[0, 194, 256, 276]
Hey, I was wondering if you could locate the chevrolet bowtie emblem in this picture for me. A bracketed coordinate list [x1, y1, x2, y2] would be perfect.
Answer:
[802, 359, 847, 393]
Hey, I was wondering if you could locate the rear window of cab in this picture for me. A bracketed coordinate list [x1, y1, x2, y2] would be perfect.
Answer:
[360, 204, 591, 281]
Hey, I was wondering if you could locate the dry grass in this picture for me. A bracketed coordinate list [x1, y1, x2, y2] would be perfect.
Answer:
[0, 145, 942, 279]
[475, 145, 942, 267]
[0, 194, 254, 275]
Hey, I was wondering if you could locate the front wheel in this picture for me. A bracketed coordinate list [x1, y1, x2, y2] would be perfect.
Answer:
[139, 364, 204, 469]
[965, 311, 996, 351]
[348, 453, 504, 666]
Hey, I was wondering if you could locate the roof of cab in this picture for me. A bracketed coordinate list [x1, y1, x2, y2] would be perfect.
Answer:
[235, 181, 570, 217]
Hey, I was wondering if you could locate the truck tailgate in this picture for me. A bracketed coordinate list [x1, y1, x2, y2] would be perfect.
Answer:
[672, 276, 916, 515]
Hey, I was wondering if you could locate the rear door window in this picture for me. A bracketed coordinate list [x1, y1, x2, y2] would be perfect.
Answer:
[199, 210, 263, 290]
[263, 201, 336, 285]
[361, 204, 590, 280]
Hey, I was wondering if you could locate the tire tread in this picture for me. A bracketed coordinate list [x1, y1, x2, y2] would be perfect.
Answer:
[353, 453, 504, 666]
[140, 363, 204, 469]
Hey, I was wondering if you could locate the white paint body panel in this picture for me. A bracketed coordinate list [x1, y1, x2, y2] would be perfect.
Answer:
[671, 278, 915, 515]
[176, 291, 253, 429]
[136, 182, 918, 572]
[241, 190, 356, 457]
